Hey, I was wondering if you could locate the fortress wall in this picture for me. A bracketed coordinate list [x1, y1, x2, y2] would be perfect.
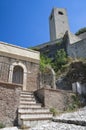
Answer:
[37, 39, 67, 59]
[0, 82, 21, 126]
[78, 32, 86, 40]
[67, 38, 86, 58]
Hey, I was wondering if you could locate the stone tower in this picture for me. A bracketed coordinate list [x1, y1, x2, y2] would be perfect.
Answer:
[49, 8, 70, 41]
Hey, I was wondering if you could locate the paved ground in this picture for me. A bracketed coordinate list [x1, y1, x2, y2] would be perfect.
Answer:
[0, 127, 18, 130]
[1, 107, 86, 130]
[31, 122, 86, 130]
[31, 106, 86, 130]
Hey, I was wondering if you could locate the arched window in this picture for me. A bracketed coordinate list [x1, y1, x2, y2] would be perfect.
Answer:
[12, 66, 23, 84]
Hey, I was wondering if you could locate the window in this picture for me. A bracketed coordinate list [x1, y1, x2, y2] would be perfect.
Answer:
[58, 11, 64, 15]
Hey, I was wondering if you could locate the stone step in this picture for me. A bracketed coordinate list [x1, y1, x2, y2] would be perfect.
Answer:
[20, 101, 36, 104]
[20, 97, 35, 101]
[21, 119, 50, 128]
[20, 93, 34, 96]
[20, 113, 52, 120]
[18, 91, 53, 129]
[19, 104, 41, 109]
[21, 91, 33, 95]
[20, 113, 52, 119]
[21, 113, 52, 120]
[18, 108, 50, 114]
[20, 94, 34, 98]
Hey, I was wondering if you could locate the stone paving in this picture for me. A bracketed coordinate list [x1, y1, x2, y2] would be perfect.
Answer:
[53, 106, 86, 126]
[31, 122, 86, 130]
[0, 127, 18, 130]
[1, 107, 86, 130]
[31, 106, 86, 130]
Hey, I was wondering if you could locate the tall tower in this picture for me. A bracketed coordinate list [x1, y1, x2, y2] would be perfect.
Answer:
[49, 8, 70, 41]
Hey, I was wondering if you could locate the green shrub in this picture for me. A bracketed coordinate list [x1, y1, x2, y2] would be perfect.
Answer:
[40, 55, 51, 72]
[0, 123, 5, 129]
[53, 49, 67, 72]
[56, 42, 62, 46]
[50, 108, 58, 116]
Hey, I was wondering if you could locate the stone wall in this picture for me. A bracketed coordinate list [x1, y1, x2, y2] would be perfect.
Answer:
[0, 82, 21, 126]
[0, 56, 39, 91]
[39, 67, 56, 89]
[34, 88, 73, 111]
[78, 32, 86, 40]
[67, 38, 86, 58]
[33, 38, 67, 60]
[49, 8, 70, 41]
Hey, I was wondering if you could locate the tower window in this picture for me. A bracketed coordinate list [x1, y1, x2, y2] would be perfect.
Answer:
[58, 11, 64, 15]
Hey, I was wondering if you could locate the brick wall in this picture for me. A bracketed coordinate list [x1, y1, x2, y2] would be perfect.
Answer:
[0, 82, 21, 126]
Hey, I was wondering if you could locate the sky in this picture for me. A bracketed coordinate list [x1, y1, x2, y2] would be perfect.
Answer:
[0, 0, 86, 48]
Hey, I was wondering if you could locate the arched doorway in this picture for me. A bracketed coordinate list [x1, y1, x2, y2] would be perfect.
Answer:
[12, 66, 23, 84]
[9, 62, 27, 90]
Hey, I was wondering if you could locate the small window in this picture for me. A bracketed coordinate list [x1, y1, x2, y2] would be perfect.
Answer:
[58, 11, 64, 15]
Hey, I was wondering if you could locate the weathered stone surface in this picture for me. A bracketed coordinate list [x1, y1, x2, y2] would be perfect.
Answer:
[31, 107, 86, 130]
[35, 88, 73, 111]
[0, 82, 21, 126]
[77, 32, 86, 40]
[0, 41, 40, 63]
[0, 127, 18, 130]
[40, 67, 56, 89]
[31, 122, 86, 130]
[67, 38, 86, 58]
[53, 106, 86, 126]
[0, 55, 39, 91]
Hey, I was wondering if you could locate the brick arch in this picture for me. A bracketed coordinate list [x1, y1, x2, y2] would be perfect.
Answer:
[9, 62, 27, 90]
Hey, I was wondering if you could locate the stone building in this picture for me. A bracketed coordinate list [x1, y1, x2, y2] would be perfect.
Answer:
[33, 7, 86, 60]
[49, 8, 70, 41]
[0, 41, 40, 91]
[0, 7, 86, 128]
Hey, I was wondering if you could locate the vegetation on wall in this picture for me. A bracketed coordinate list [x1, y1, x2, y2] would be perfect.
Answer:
[75, 27, 86, 35]
[40, 49, 69, 75]
[40, 55, 52, 72]
[52, 49, 67, 72]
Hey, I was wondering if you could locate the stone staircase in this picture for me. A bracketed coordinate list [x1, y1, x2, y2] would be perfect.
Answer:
[18, 91, 52, 129]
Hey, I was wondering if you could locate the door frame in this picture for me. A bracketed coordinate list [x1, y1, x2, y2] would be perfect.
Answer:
[9, 62, 27, 90]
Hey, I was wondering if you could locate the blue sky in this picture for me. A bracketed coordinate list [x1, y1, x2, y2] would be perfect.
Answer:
[0, 0, 86, 48]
